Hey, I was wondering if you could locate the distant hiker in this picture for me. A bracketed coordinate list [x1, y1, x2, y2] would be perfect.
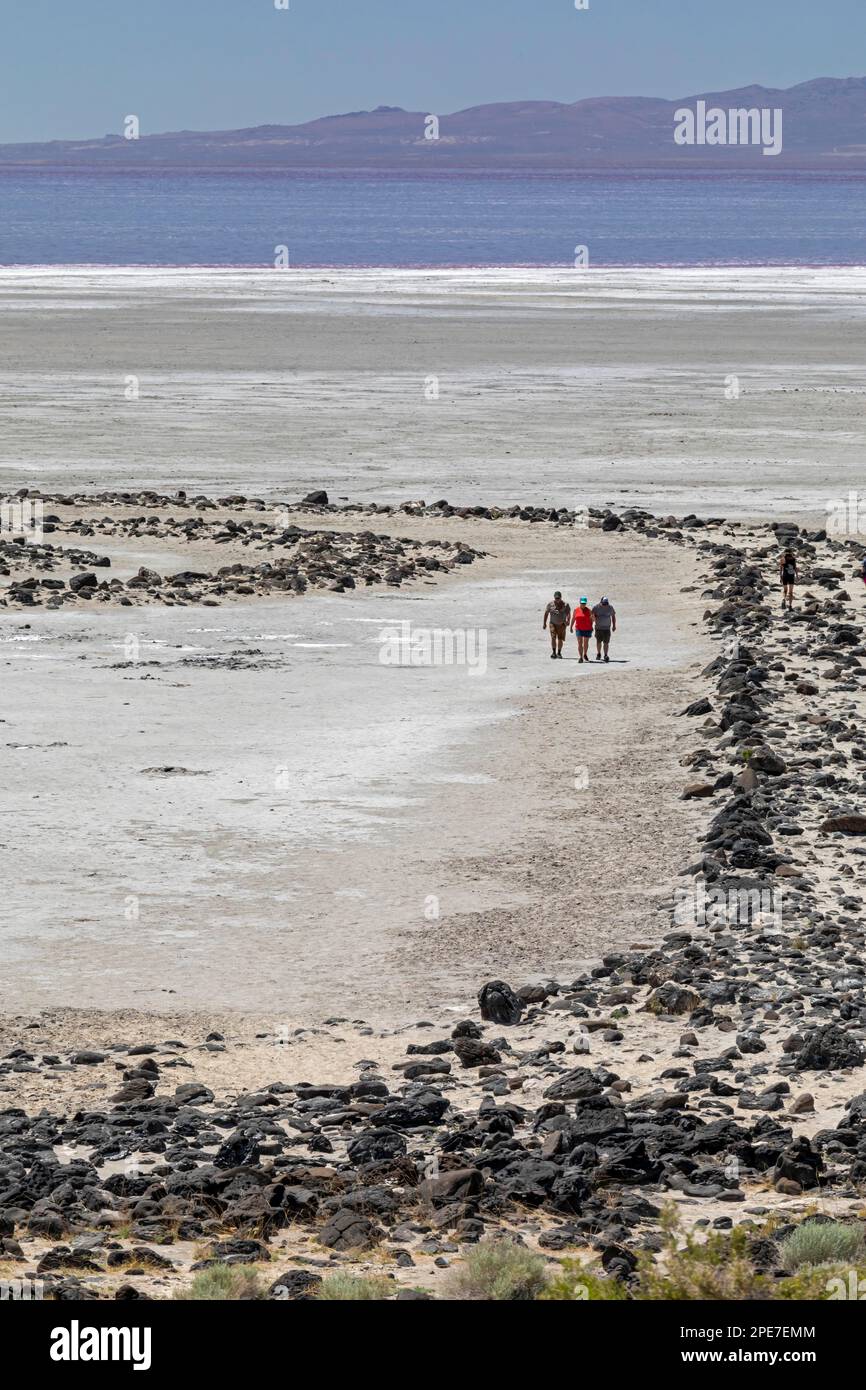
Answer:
[543, 591, 571, 658]
[592, 596, 617, 662]
[571, 595, 594, 662]
[780, 549, 797, 610]
[860, 555, 866, 589]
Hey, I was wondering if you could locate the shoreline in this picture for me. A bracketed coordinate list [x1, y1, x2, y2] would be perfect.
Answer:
[4, 258, 866, 269]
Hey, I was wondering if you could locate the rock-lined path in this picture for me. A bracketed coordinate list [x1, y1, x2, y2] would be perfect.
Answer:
[3, 507, 866, 1298]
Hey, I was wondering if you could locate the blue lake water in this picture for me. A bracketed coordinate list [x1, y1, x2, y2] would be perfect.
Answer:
[1, 170, 864, 266]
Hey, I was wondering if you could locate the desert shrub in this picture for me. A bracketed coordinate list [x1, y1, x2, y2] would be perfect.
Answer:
[775, 1264, 866, 1300]
[634, 1214, 866, 1300]
[539, 1262, 629, 1301]
[446, 1241, 549, 1301]
[537, 1206, 866, 1303]
[541, 1253, 866, 1303]
[779, 1220, 865, 1272]
[173, 1264, 265, 1301]
[632, 1223, 772, 1301]
[316, 1273, 393, 1300]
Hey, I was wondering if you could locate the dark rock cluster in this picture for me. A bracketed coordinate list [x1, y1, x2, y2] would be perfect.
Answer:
[1, 537, 109, 606]
[1, 506, 482, 608]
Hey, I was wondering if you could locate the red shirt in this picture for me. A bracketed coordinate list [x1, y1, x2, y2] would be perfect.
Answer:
[572, 606, 593, 632]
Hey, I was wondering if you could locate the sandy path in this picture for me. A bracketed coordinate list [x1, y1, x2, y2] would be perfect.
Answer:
[1, 515, 709, 1023]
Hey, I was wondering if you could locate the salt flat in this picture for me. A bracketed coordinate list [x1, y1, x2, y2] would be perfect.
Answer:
[0, 266, 863, 516]
[1, 265, 861, 1018]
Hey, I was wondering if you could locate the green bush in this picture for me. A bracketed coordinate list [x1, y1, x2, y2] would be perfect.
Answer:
[541, 1211, 866, 1303]
[316, 1273, 394, 1301]
[775, 1265, 866, 1300]
[634, 1226, 771, 1301]
[779, 1220, 865, 1272]
[539, 1262, 629, 1301]
[173, 1264, 266, 1301]
[446, 1241, 549, 1301]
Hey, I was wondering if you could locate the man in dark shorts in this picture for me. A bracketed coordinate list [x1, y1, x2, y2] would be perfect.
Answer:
[592, 595, 617, 662]
[543, 590, 571, 659]
[780, 549, 797, 610]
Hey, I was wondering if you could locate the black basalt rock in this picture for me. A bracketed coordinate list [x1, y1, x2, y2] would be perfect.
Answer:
[478, 980, 523, 1026]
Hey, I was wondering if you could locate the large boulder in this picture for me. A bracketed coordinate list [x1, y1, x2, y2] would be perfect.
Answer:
[222, 1185, 317, 1235]
[682, 781, 715, 799]
[69, 572, 98, 593]
[453, 1038, 501, 1069]
[419, 1168, 483, 1206]
[646, 983, 701, 1016]
[794, 1024, 864, 1072]
[346, 1129, 407, 1165]
[268, 1270, 322, 1300]
[318, 1210, 380, 1251]
[820, 814, 866, 835]
[175, 1082, 214, 1104]
[213, 1130, 260, 1169]
[680, 698, 712, 717]
[493, 1159, 559, 1205]
[773, 1137, 823, 1190]
[478, 980, 523, 1026]
[369, 1093, 449, 1129]
[749, 746, 786, 776]
[543, 1067, 604, 1102]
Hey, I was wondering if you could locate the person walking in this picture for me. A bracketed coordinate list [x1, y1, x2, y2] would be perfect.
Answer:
[543, 590, 571, 658]
[779, 549, 797, 610]
[571, 595, 594, 662]
[592, 595, 617, 662]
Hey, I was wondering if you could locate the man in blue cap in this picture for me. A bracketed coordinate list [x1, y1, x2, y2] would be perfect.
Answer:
[571, 595, 594, 662]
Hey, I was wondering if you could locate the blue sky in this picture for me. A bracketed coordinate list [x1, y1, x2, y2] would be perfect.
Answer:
[2, 0, 863, 143]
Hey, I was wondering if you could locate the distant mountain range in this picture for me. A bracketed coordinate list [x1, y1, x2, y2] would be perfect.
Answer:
[3, 78, 866, 172]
